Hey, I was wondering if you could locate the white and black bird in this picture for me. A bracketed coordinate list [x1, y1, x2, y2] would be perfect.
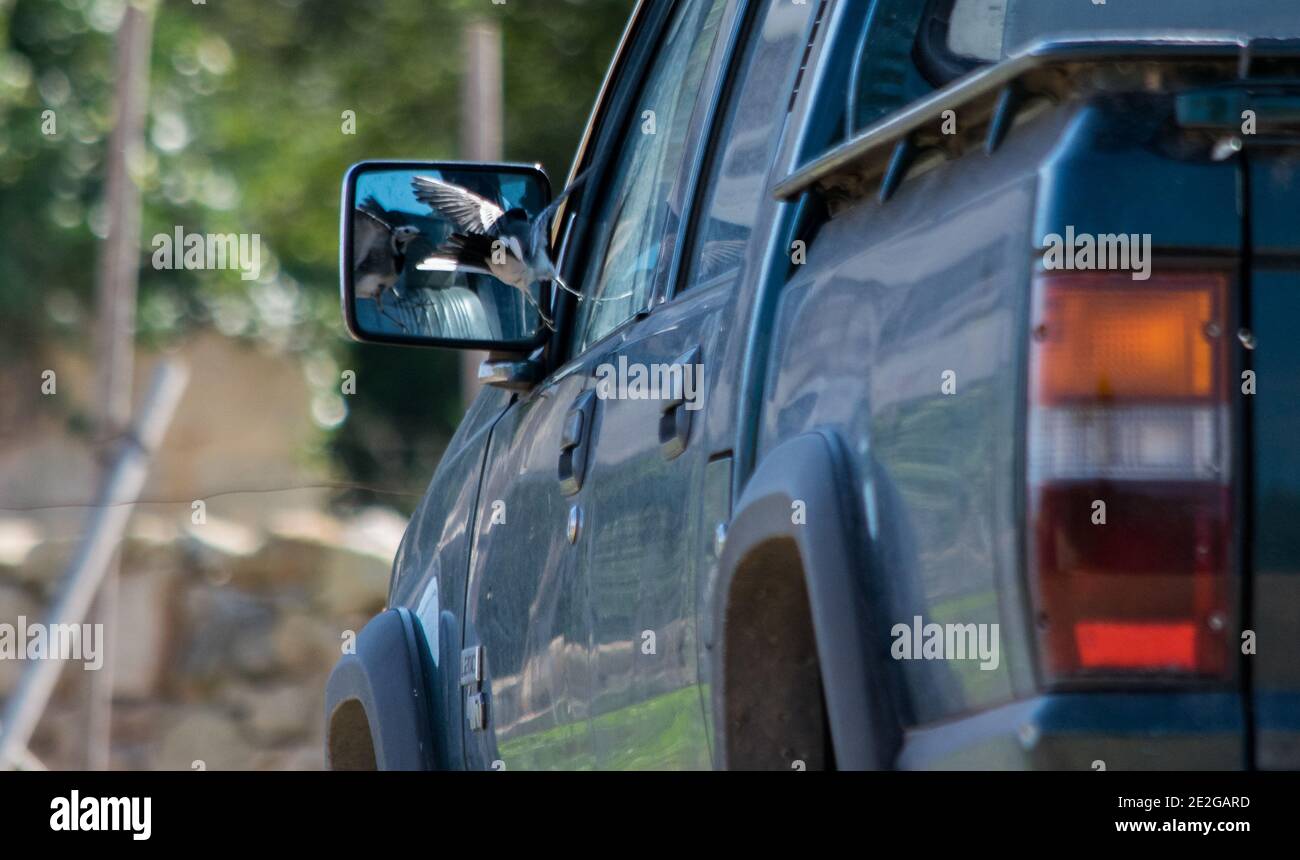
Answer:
[352, 197, 421, 329]
[411, 172, 600, 329]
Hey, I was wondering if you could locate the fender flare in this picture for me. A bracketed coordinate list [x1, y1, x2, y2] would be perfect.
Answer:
[324, 607, 437, 770]
[711, 429, 902, 770]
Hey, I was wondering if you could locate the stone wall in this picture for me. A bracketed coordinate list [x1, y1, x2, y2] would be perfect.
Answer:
[0, 507, 399, 770]
[0, 332, 408, 771]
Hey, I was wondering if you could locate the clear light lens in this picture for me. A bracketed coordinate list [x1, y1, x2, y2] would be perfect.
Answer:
[1029, 405, 1228, 484]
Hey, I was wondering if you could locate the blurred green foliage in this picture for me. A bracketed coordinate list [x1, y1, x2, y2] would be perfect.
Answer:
[0, 0, 631, 510]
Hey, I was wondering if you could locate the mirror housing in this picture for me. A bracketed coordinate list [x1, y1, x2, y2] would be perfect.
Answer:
[339, 160, 553, 352]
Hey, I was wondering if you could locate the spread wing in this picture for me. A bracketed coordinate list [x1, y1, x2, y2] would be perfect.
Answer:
[528, 164, 595, 259]
[411, 175, 505, 235]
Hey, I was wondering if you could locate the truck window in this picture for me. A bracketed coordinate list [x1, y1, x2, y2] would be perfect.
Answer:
[572, 0, 727, 353]
[794, 0, 937, 167]
[947, 0, 1300, 63]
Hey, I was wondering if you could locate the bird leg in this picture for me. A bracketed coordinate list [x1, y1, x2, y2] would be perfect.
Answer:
[518, 287, 555, 331]
[376, 288, 408, 332]
[551, 274, 584, 300]
[549, 275, 633, 304]
[546, 278, 631, 305]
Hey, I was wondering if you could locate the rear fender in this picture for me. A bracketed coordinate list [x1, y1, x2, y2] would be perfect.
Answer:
[711, 430, 902, 769]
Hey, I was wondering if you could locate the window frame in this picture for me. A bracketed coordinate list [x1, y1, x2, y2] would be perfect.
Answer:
[669, 0, 815, 303]
[769, 0, 970, 182]
[768, 0, 852, 183]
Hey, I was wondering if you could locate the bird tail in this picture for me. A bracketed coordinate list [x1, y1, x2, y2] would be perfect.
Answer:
[436, 233, 495, 267]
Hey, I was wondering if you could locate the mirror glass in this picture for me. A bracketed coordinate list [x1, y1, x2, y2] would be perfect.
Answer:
[344, 163, 551, 347]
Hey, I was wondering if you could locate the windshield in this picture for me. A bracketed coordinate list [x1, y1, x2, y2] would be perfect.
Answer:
[947, 0, 1300, 62]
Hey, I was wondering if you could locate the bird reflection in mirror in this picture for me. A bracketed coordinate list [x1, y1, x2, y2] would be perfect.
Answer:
[352, 197, 421, 331]
[412, 169, 630, 330]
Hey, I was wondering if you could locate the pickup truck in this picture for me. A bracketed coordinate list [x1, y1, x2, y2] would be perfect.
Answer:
[325, 0, 1300, 770]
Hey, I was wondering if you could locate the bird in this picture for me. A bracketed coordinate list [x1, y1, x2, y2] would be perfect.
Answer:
[352, 197, 421, 330]
[411, 169, 624, 330]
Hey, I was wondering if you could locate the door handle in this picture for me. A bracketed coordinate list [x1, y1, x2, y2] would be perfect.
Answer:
[658, 346, 700, 460]
[558, 390, 596, 496]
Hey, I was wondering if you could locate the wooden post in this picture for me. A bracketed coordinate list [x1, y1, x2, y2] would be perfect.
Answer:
[85, 0, 156, 771]
[459, 19, 504, 409]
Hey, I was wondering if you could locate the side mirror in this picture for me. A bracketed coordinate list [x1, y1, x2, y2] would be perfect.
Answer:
[340, 160, 553, 350]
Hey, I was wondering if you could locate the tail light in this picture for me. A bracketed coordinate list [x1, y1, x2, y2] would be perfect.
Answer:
[1027, 269, 1234, 682]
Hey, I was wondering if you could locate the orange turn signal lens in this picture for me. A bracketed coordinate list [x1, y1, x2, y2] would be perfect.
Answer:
[1034, 272, 1226, 404]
